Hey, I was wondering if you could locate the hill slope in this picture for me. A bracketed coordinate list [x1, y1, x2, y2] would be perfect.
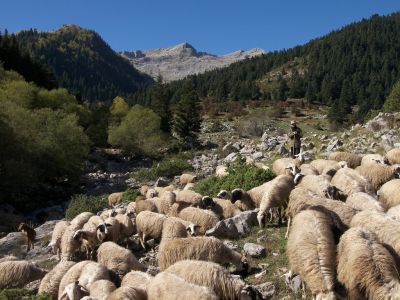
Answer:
[120, 42, 265, 82]
[16, 25, 154, 101]
[136, 12, 400, 123]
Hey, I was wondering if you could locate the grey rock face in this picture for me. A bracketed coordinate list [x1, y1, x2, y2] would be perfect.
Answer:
[254, 282, 276, 298]
[120, 43, 265, 82]
[205, 209, 258, 239]
[243, 243, 266, 258]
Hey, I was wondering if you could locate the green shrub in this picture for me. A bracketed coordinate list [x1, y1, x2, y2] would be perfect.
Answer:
[194, 158, 275, 197]
[0, 289, 50, 300]
[131, 153, 192, 182]
[65, 194, 108, 220]
[108, 104, 167, 157]
[121, 188, 140, 203]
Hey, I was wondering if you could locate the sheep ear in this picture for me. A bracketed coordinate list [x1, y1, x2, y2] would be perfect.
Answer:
[78, 284, 89, 293]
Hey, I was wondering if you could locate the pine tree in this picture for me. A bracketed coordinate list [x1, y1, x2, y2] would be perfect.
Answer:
[172, 81, 201, 146]
[151, 75, 171, 133]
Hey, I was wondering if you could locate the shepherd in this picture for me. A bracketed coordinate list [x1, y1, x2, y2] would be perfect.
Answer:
[289, 120, 302, 157]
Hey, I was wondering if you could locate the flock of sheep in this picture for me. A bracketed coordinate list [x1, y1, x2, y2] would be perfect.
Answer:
[3, 148, 400, 299]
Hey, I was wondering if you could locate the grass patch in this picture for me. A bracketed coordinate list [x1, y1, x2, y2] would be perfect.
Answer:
[0, 289, 50, 300]
[131, 152, 192, 182]
[121, 188, 140, 203]
[65, 194, 108, 220]
[194, 158, 275, 197]
[234, 225, 312, 299]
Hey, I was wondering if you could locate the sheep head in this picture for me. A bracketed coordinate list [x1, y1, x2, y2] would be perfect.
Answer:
[217, 190, 231, 200]
[186, 223, 200, 236]
[199, 196, 215, 209]
[96, 223, 112, 242]
[59, 281, 89, 300]
[323, 185, 340, 200]
[231, 189, 245, 203]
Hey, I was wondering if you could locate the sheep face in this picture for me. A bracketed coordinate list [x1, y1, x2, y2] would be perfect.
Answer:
[323, 185, 340, 200]
[186, 224, 200, 236]
[293, 173, 304, 185]
[236, 257, 250, 274]
[60, 281, 89, 300]
[217, 190, 230, 200]
[96, 223, 112, 242]
[231, 189, 244, 203]
[199, 196, 215, 209]
[394, 166, 400, 178]
[240, 285, 263, 300]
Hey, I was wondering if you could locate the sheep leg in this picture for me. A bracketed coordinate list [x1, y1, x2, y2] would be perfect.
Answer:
[139, 233, 147, 249]
[285, 217, 291, 239]
[278, 207, 282, 225]
[301, 281, 306, 299]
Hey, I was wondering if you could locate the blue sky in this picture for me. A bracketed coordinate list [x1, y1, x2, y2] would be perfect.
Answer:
[1, 1, 399, 55]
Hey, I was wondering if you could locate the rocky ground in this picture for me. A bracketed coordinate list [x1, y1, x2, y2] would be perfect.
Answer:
[1, 106, 400, 299]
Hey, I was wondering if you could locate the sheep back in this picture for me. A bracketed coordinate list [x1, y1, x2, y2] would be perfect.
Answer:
[136, 211, 167, 241]
[386, 148, 400, 165]
[337, 227, 400, 300]
[287, 209, 337, 297]
[329, 151, 362, 168]
[345, 192, 384, 212]
[0, 260, 47, 289]
[178, 207, 219, 235]
[38, 260, 76, 298]
[378, 179, 400, 210]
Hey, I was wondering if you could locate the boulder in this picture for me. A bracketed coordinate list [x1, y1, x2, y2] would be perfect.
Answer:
[205, 209, 258, 239]
[243, 243, 266, 258]
[254, 282, 275, 298]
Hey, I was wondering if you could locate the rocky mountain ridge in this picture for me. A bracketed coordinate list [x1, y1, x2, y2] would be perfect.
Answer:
[120, 42, 265, 82]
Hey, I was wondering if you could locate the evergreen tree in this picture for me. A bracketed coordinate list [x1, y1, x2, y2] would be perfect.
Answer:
[172, 82, 201, 146]
[383, 80, 400, 112]
[151, 75, 171, 133]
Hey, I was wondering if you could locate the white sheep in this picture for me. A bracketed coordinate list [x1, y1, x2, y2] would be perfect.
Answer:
[160, 217, 200, 241]
[97, 217, 120, 243]
[331, 167, 375, 198]
[146, 188, 158, 199]
[73, 215, 104, 260]
[153, 191, 176, 215]
[97, 241, 146, 278]
[175, 189, 203, 206]
[58, 261, 91, 298]
[206, 197, 242, 219]
[139, 185, 149, 196]
[286, 208, 339, 299]
[378, 179, 400, 210]
[345, 192, 384, 212]
[350, 210, 400, 255]
[49, 220, 70, 260]
[178, 206, 219, 235]
[60, 224, 83, 261]
[286, 187, 357, 238]
[135, 197, 158, 213]
[120, 270, 153, 294]
[108, 192, 124, 207]
[158, 235, 248, 271]
[299, 163, 318, 175]
[183, 182, 195, 190]
[147, 272, 218, 300]
[165, 260, 261, 300]
[386, 148, 400, 165]
[257, 174, 296, 227]
[87, 279, 116, 300]
[106, 286, 147, 300]
[272, 155, 303, 176]
[310, 159, 347, 174]
[59, 261, 110, 300]
[136, 211, 167, 248]
[296, 174, 340, 199]
[361, 153, 388, 166]
[114, 213, 134, 244]
[38, 261, 76, 299]
[328, 151, 362, 168]
[215, 165, 229, 177]
[59, 281, 89, 300]
[70, 212, 95, 228]
[180, 173, 198, 185]
[356, 163, 400, 190]
[0, 260, 47, 288]
[337, 227, 400, 299]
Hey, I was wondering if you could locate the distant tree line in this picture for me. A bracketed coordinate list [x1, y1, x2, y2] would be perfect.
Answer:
[131, 12, 400, 125]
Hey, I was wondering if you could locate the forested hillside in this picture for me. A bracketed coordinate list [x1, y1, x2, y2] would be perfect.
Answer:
[16, 25, 154, 102]
[132, 12, 400, 124]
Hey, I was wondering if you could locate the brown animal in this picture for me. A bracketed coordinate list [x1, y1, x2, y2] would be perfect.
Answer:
[18, 223, 36, 252]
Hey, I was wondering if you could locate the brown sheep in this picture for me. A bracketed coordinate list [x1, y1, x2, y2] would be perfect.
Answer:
[17, 223, 36, 252]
